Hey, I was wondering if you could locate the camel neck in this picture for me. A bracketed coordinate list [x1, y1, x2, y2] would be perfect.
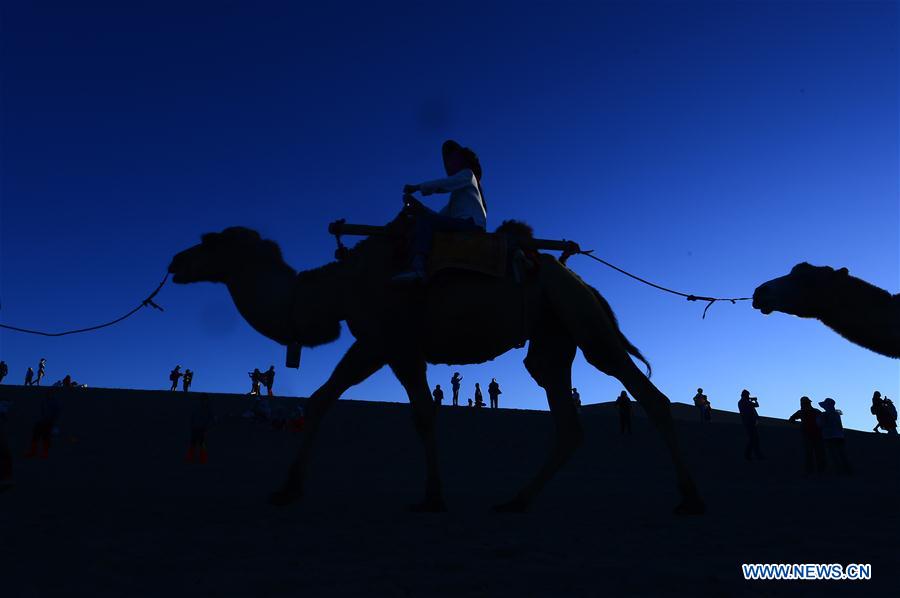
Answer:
[225, 259, 300, 345]
[817, 279, 900, 358]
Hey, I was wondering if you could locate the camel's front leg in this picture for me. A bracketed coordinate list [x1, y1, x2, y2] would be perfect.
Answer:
[389, 358, 446, 512]
[270, 341, 384, 506]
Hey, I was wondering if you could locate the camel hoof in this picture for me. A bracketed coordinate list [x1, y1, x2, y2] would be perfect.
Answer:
[408, 498, 447, 513]
[673, 497, 706, 516]
[268, 488, 302, 507]
[492, 497, 529, 513]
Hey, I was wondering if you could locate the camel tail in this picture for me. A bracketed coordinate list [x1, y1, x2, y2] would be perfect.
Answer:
[586, 284, 653, 378]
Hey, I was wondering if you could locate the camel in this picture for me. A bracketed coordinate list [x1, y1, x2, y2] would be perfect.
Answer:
[753, 263, 900, 358]
[168, 214, 704, 514]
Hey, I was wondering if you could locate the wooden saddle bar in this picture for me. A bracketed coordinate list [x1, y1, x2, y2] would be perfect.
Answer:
[327, 219, 580, 253]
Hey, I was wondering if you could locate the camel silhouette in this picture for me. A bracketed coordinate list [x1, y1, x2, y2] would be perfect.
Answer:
[753, 262, 899, 358]
[168, 215, 704, 514]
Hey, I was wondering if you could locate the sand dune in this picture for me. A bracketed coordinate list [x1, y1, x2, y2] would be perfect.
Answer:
[1, 385, 897, 596]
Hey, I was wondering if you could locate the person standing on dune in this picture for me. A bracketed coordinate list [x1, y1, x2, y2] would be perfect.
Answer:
[36, 358, 46, 386]
[169, 365, 182, 391]
[24, 367, 34, 386]
[0, 360, 8, 385]
[817, 398, 852, 475]
[738, 390, 765, 461]
[450, 372, 462, 407]
[615, 390, 632, 434]
[182, 369, 194, 392]
[788, 396, 825, 474]
[263, 366, 276, 397]
[488, 378, 501, 409]
[474, 383, 484, 408]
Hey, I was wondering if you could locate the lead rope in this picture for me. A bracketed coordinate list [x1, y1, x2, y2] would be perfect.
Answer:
[0, 273, 169, 336]
[560, 244, 751, 319]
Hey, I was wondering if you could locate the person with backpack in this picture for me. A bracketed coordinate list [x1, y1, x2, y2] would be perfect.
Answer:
[248, 368, 262, 396]
[488, 378, 502, 409]
[788, 396, 826, 474]
[169, 365, 182, 391]
[263, 366, 276, 397]
[871, 391, 885, 433]
[880, 397, 897, 435]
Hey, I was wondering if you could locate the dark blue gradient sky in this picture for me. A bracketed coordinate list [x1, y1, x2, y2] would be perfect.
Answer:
[2, 1, 897, 430]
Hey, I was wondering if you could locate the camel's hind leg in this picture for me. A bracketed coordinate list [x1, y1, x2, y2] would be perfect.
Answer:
[495, 313, 581, 512]
[270, 341, 385, 506]
[389, 358, 447, 512]
[537, 256, 704, 514]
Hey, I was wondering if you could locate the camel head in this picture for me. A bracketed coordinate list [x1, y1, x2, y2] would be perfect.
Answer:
[753, 262, 849, 318]
[168, 227, 285, 284]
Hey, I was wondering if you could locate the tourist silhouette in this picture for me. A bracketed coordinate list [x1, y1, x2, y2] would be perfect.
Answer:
[488, 378, 501, 409]
[169, 365, 182, 391]
[182, 369, 193, 392]
[248, 368, 262, 396]
[263, 366, 276, 396]
[36, 358, 46, 386]
[738, 390, 764, 460]
[817, 398, 852, 474]
[432, 384, 443, 406]
[474, 383, 484, 408]
[871, 391, 884, 432]
[394, 139, 487, 282]
[24, 367, 34, 386]
[693, 388, 711, 422]
[881, 397, 898, 435]
[615, 390, 632, 434]
[571, 388, 581, 412]
[0, 360, 8, 384]
[467, 398, 473, 408]
[185, 394, 214, 464]
[788, 396, 826, 474]
[450, 372, 462, 406]
[25, 387, 62, 459]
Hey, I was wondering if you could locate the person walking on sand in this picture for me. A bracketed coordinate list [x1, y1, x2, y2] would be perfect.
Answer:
[432, 384, 444, 407]
[263, 366, 276, 397]
[450, 372, 462, 407]
[738, 390, 765, 460]
[0, 360, 8, 384]
[817, 398, 852, 474]
[182, 369, 194, 392]
[788, 396, 826, 474]
[35, 358, 46, 386]
[185, 394, 214, 464]
[474, 383, 484, 408]
[488, 378, 501, 409]
[25, 387, 62, 459]
[24, 367, 34, 386]
[615, 390, 632, 434]
[169, 365, 182, 391]
[572, 388, 581, 412]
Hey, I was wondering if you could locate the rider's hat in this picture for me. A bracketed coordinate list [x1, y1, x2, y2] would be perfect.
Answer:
[442, 140, 482, 180]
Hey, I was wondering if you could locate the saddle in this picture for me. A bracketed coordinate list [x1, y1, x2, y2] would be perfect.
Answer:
[428, 231, 509, 278]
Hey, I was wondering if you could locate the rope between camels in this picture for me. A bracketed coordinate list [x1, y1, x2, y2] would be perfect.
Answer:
[0, 273, 169, 337]
[571, 250, 751, 319]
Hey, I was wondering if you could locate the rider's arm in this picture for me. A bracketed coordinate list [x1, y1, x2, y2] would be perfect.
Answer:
[415, 169, 475, 196]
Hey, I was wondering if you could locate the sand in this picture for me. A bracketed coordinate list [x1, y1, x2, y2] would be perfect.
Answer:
[1, 385, 897, 596]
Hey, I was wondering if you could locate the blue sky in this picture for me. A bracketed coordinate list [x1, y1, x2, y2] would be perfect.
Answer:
[1, 1, 897, 431]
